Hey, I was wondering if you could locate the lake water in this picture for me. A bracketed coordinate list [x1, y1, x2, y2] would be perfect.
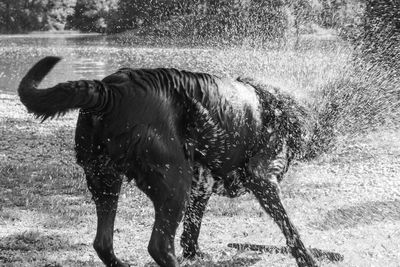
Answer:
[0, 33, 346, 99]
[0, 33, 232, 94]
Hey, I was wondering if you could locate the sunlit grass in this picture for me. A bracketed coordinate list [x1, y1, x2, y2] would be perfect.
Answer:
[2, 89, 400, 267]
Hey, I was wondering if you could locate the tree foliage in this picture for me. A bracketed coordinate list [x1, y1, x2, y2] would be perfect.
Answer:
[0, 0, 47, 33]
[45, 0, 76, 30]
[65, 0, 117, 32]
[0, 0, 76, 33]
[0, 0, 382, 51]
[106, 0, 288, 42]
[359, 0, 400, 68]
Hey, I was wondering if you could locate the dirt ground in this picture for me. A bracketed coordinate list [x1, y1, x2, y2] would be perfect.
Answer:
[1, 93, 400, 267]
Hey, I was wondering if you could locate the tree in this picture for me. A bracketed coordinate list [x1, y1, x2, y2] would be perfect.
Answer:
[66, 0, 117, 32]
[0, 0, 79, 33]
[0, 0, 47, 33]
[106, 0, 186, 33]
[105, 0, 288, 43]
[360, 0, 400, 68]
[45, 0, 76, 30]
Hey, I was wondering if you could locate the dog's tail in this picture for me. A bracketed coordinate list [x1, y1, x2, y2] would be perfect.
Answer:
[18, 56, 110, 120]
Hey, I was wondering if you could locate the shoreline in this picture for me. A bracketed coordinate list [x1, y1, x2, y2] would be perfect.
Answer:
[0, 31, 101, 39]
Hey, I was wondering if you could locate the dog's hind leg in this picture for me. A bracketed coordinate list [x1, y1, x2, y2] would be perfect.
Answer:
[244, 154, 317, 267]
[83, 158, 126, 267]
[140, 162, 192, 267]
[181, 165, 212, 259]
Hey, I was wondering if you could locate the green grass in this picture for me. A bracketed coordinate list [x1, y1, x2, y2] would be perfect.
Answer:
[1, 39, 400, 266]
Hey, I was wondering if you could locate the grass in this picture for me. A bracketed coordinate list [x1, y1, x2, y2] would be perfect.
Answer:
[1, 36, 400, 266]
[3, 124, 398, 267]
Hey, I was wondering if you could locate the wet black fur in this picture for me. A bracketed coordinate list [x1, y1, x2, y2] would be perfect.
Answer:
[18, 57, 318, 267]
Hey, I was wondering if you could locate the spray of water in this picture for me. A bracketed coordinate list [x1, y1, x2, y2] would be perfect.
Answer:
[103, 2, 400, 161]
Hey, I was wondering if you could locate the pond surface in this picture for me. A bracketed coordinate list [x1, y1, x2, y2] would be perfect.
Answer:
[0, 33, 230, 94]
[0, 32, 347, 99]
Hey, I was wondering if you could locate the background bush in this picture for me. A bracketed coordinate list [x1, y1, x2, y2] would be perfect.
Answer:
[357, 0, 400, 70]
[0, 0, 76, 32]
[0, 1, 362, 39]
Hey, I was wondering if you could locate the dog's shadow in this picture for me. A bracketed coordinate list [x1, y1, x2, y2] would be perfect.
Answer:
[144, 256, 262, 267]
[143, 242, 343, 266]
[227, 243, 344, 262]
[183, 257, 262, 267]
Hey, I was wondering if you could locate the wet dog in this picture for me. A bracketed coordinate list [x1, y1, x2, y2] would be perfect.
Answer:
[18, 56, 316, 267]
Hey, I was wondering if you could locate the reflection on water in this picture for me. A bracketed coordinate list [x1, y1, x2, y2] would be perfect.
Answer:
[72, 57, 107, 78]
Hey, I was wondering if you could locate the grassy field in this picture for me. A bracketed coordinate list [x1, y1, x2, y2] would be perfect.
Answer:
[2, 94, 400, 267]
[1, 40, 400, 266]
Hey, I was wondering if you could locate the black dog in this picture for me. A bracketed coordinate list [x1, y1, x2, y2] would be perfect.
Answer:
[18, 57, 316, 267]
